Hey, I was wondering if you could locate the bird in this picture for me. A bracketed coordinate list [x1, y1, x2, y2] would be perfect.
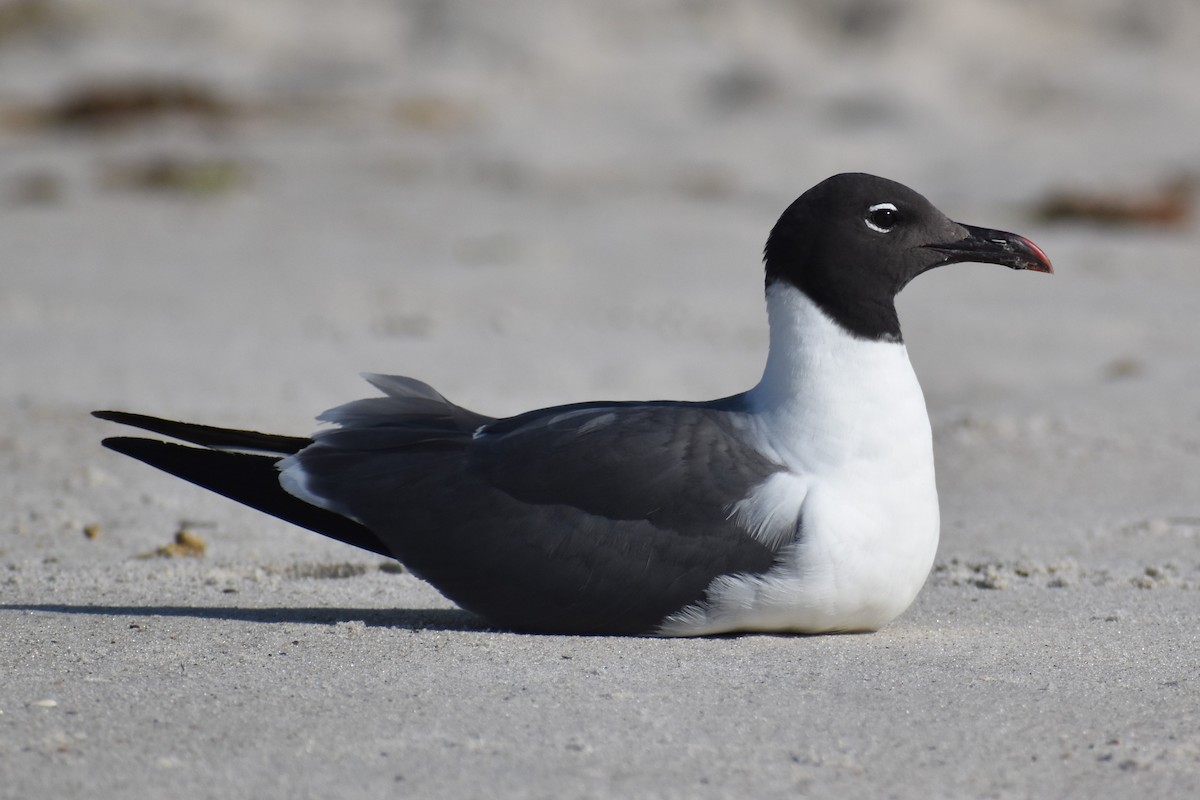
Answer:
[95, 173, 1052, 636]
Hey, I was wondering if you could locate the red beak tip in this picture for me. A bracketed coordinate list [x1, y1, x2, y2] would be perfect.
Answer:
[1023, 236, 1054, 274]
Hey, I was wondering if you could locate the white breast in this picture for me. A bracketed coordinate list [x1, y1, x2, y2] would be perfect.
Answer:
[659, 286, 939, 635]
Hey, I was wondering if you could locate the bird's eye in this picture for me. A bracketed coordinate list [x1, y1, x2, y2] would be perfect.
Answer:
[865, 202, 899, 233]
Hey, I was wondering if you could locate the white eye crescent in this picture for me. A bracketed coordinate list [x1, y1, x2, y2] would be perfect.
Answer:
[865, 202, 899, 233]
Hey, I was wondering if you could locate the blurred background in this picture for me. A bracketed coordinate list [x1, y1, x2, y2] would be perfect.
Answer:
[4, 7, 1200, 796]
[2, 0, 1198, 565]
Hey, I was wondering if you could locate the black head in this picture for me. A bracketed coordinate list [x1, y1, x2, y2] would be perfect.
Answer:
[764, 173, 1052, 341]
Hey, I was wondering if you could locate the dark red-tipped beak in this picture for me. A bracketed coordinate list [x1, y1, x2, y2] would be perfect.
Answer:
[925, 223, 1053, 274]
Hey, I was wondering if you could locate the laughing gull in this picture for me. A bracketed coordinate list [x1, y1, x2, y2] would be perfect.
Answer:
[95, 173, 1051, 636]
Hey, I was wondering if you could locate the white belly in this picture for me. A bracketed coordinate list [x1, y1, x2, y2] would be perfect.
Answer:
[659, 455, 939, 636]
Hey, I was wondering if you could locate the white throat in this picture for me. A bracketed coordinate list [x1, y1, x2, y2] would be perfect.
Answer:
[746, 284, 922, 470]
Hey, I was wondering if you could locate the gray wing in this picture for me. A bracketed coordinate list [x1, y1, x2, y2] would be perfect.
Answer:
[287, 376, 785, 634]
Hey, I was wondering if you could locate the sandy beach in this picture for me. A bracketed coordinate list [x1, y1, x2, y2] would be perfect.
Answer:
[3, 2, 1199, 797]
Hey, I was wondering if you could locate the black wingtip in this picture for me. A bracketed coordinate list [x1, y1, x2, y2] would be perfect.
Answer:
[98, 436, 393, 559]
[100, 435, 165, 460]
[93, 410, 310, 455]
[100, 434, 138, 453]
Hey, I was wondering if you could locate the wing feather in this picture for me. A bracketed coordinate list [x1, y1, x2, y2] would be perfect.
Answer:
[292, 392, 786, 633]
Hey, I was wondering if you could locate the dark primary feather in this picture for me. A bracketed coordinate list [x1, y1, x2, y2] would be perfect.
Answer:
[92, 410, 309, 454]
[100, 436, 390, 557]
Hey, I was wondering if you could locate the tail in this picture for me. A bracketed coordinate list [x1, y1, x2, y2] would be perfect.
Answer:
[94, 412, 391, 558]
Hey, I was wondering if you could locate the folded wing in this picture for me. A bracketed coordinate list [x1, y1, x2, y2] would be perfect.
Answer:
[100, 375, 789, 634]
[286, 379, 784, 633]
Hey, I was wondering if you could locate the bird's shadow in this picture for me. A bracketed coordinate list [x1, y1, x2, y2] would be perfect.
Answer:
[2, 603, 853, 639]
[0, 603, 485, 632]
